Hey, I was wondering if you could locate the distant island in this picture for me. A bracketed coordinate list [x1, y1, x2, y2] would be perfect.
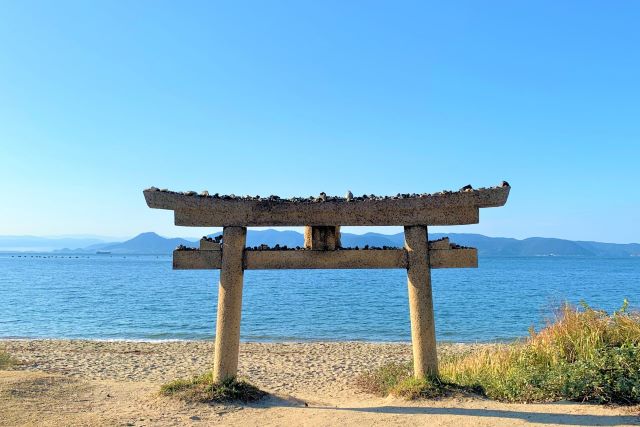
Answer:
[1, 231, 638, 257]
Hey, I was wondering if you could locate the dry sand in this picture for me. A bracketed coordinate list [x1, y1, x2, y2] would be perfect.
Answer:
[1, 339, 638, 426]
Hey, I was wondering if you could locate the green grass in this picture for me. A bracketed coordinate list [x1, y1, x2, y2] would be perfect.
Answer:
[357, 301, 640, 404]
[0, 350, 18, 369]
[160, 373, 266, 403]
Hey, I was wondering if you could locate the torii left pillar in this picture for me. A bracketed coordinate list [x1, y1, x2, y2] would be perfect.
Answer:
[213, 226, 246, 383]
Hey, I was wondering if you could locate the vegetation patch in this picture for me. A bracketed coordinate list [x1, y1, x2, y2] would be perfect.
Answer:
[0, 350, 19, 369]
[160, 373, 266, 404]
[358, 301, 640, 404]
[355, 361, 481, 399]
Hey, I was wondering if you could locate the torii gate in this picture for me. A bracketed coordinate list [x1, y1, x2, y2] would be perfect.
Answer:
[144, 182, 510, 383]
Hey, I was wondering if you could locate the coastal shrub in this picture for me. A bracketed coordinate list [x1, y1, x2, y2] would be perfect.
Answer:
[355, 361, 480, 399]
[0, 350, 18, 369]
[160, 373, 266, 403]
[358, 301, 640, 404]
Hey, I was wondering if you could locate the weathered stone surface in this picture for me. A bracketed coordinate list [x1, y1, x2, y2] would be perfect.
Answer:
[143, 184, 509, 227]
[172, 246, 477, 270]
[428, 237, 450, 250]
[245, 248, 405, 269]
[174, 249, 221, 269]
[405, 225, 438, 378]
[213, 226, 246, 383]
[199, 238, 221, 251]
[303, 226, 341, 250]
[174, 205, 479, 226]
[429, 247, 477, 268]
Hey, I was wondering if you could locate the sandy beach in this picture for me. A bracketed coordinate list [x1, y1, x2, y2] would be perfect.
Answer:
[1, 339, 638, 426]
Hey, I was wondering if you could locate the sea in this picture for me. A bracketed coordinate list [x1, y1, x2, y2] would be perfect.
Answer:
[1, 253, 638, 343]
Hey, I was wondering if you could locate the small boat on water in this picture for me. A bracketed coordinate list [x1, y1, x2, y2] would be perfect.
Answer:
[96, 251, 111, 255]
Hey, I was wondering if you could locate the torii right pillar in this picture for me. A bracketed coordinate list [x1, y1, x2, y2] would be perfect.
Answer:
[404, 225, 438, 377]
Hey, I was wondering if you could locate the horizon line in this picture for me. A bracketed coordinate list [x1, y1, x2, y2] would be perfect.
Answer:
[1, 230, 639, 246]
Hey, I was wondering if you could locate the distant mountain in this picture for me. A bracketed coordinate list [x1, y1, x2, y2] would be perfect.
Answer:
[426, 233, 640, 257]
[92, 232, 197, 254]
[574, 240, 640, 258]
[51, 232, 197, 254]
[235, 230, 640, 257]
[340, 232, 400, 248]
[0, 235, 110, 252]
[6, 230, 640, 257]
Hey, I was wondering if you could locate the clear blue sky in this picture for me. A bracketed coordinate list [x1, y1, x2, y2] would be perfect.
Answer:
[1, 1, 638, 242]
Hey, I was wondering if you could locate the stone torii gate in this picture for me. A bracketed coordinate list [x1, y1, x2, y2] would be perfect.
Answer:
[144, 182, 510, 383]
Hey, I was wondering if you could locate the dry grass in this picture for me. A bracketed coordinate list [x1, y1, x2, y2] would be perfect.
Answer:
[0, 350, 18, 369]
[358, 301, 640, 404]
[160, 373, 266, 403]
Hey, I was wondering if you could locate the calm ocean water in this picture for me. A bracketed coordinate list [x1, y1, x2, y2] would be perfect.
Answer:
[1, 253, 638, 343]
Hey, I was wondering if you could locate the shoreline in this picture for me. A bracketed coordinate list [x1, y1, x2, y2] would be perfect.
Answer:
[0, 337, 522, 345]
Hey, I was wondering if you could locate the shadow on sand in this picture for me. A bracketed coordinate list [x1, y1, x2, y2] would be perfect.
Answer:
[252, 396, 639, 426]
[311, 405, 639, 426]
